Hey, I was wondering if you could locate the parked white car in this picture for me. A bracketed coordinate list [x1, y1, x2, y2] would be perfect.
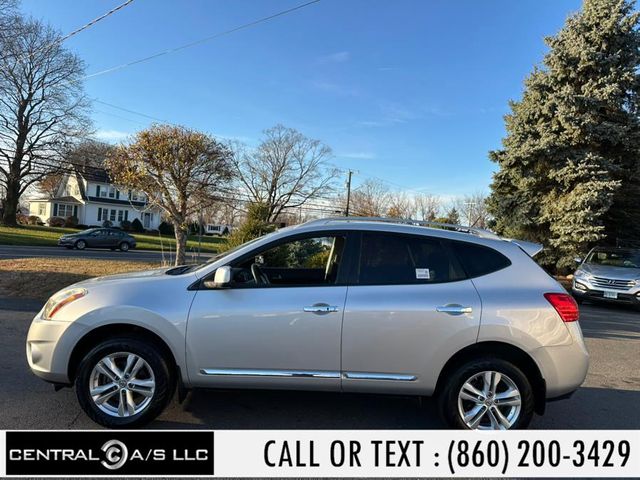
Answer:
[26, 218, 588, 429]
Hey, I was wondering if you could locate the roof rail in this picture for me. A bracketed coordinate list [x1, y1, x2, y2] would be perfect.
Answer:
[302, 216, 501, 240]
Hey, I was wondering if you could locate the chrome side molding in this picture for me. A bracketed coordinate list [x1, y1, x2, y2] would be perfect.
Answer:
[342, 372, 417, 381]
[200, 368, 340, 378]
[200, 368, 417, 382]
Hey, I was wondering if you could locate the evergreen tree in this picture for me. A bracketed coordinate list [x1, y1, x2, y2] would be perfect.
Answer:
[488, 0, 640, 271]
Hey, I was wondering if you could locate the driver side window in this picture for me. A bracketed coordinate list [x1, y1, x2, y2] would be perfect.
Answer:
[231, 235, 346, 287]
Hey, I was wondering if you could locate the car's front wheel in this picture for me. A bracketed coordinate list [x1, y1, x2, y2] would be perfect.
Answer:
[438, 358, 534, 430]
[75, 337, 174, 428]
[75, 239, 86, 250]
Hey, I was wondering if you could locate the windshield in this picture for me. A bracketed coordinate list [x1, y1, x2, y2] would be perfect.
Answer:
[78, 228, 99, 235]
[172, 231, 280, 274]
[585, 249, 640, 268]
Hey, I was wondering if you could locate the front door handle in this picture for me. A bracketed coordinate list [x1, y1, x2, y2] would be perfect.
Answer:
[303, 303, 339, 314]
[436, 304, 473, 315]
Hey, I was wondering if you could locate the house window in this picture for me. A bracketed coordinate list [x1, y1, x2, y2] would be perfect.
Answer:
[131, 191, 138, 201]
[110, 209, 116, 222]
[108, 187, 116, 198]
[38, 204, 46, 216]
[57, 204, 74, 218]
[98, 185, 107, 197]
[98, 208, 102, 221]
[118, 210, 124, 222]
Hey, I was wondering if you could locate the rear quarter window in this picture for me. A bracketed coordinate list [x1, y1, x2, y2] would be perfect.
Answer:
[450, 240, 511, 278]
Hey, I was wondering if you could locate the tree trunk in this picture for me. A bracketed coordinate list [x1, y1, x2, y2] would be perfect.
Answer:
[1, 177, 19, 226]
[174, 225, 188, 266]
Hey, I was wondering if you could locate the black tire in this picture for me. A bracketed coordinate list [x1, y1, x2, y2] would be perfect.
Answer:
[75, 239, 86, 250]
[119, 242, 130, 252]
[75, 337, 175, 428]
[438, 357, 534, 430]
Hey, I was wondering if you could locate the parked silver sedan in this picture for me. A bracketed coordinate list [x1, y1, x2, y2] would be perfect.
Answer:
[572, 247, 640, 308]
[26, 218, 589, 429]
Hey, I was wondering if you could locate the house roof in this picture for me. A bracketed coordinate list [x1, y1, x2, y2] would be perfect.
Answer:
[71, 161, 111, 183]
[86, 196, 147, 207]
[29, 196, 82, 204]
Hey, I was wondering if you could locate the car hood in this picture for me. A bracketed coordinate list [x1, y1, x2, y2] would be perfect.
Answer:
[578, 263, 640, 280]
[77, 266, 176, 285]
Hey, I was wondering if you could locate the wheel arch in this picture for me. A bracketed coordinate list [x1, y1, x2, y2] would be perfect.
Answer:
[434, 341, 546, 415]
[67, 323, 179, 385]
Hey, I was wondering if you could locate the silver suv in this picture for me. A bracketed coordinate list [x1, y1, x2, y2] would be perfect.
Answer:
[27, 218, 589, 430]
[572, 247, 640, 308]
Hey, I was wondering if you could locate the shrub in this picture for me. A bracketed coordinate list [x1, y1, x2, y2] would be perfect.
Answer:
[102, 220, 113, 228]
[120, 220, 132, 231]
[64, 216, 78, 227]
[158, 221, 174, 235]
[28, 215, 41, 225]
[76, 224, 88, 230]
[48, 217, 65, 227]
[131, 218, 144, 233]
[16, 213, 28, 224]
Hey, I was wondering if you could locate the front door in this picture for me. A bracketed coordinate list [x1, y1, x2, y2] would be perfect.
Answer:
[341, 231, 482, 395]
[143, 213, 151, 229]
[186, 232, 352, 391]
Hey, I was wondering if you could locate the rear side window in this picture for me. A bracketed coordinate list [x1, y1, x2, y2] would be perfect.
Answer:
[358, 233, 465, 285]
[450, 240, 511, 278]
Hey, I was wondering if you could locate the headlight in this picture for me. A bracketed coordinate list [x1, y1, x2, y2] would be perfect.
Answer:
[574, 270, 591, 280]
[43, 288, 87, 320]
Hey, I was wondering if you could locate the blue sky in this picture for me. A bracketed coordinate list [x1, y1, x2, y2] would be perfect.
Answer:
[21, 0, 582, 197]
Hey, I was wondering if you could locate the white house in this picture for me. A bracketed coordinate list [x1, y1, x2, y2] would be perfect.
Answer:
[28, 164, 161, 230]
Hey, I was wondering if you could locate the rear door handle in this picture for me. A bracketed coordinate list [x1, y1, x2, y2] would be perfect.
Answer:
[436, 304, 473, 315]
[303, 303, 339, 314]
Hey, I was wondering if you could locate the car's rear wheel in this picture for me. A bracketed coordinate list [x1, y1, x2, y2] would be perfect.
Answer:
[438, 358, 534, 430]
[75, 337, 174, 428]
[119, 242, 130, 252]
[75, 239, 86, 250]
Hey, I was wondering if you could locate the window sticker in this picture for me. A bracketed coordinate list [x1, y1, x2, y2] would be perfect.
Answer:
[415, 268, 431, 279]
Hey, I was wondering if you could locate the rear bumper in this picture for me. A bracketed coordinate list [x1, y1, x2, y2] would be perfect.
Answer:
[532, 323, 589, 399]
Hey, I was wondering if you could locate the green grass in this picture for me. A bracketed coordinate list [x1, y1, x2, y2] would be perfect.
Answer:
[0, 224, 225, 253]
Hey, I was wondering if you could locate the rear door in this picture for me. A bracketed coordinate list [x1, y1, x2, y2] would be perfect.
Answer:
[341, 231, 482, 395]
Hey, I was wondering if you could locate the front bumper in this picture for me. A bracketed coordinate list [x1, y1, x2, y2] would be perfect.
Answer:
[57, 238, 75, 246]
[572, 278, 640, 305]
[26, 311, 89, 384]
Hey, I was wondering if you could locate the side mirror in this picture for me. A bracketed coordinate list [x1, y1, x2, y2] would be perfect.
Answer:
[574, 257, 582, 264]
[203, 266, 232, 289]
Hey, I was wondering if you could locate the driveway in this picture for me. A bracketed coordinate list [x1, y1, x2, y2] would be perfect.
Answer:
[0, 245, 213, 263]
[1, 302, 638, 430]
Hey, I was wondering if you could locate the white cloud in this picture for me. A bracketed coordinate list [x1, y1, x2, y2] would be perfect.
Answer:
[316, 51, 350, 64]
[94, 129, 130, 142]
[337, 151, 376, 160]
[311, 80, 359, 97]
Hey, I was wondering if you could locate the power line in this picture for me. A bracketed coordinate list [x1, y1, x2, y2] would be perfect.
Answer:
[85, 0, 322, 79]
[59, 0, 135, 43]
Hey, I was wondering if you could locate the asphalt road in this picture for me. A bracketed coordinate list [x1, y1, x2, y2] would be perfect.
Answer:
[0, 245, 213, 263]
[0, 302, 638, 430]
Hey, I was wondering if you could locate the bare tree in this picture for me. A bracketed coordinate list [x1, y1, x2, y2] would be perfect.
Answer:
[386, 191, 414, 218]
[348, 179, 391, 217]
[232, 125, 338, 222]
[413, 193, 442, 221]
[453, 191, 491, 228]
[0, 15, 89, 224]
[35, 172, 63, 198]
[106, 124, 234, 265]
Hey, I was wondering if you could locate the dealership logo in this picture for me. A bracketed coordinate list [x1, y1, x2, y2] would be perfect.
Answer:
[5, 431, 214, 476]
[101, 439, 129, 470]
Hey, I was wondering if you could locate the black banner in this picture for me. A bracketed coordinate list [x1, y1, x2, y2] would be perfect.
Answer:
[6, 431, 214, 476]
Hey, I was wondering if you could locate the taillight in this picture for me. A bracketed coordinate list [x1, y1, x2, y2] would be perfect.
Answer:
[544, 293, 579, 322]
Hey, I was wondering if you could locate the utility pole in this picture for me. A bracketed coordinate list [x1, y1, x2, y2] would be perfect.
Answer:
[464, 201, 476, 227]
[345, 169, 354, 217]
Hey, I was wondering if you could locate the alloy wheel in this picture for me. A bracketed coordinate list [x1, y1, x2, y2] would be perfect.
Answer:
[88, 352, 155, 418]
[457, 370, 522, 430]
